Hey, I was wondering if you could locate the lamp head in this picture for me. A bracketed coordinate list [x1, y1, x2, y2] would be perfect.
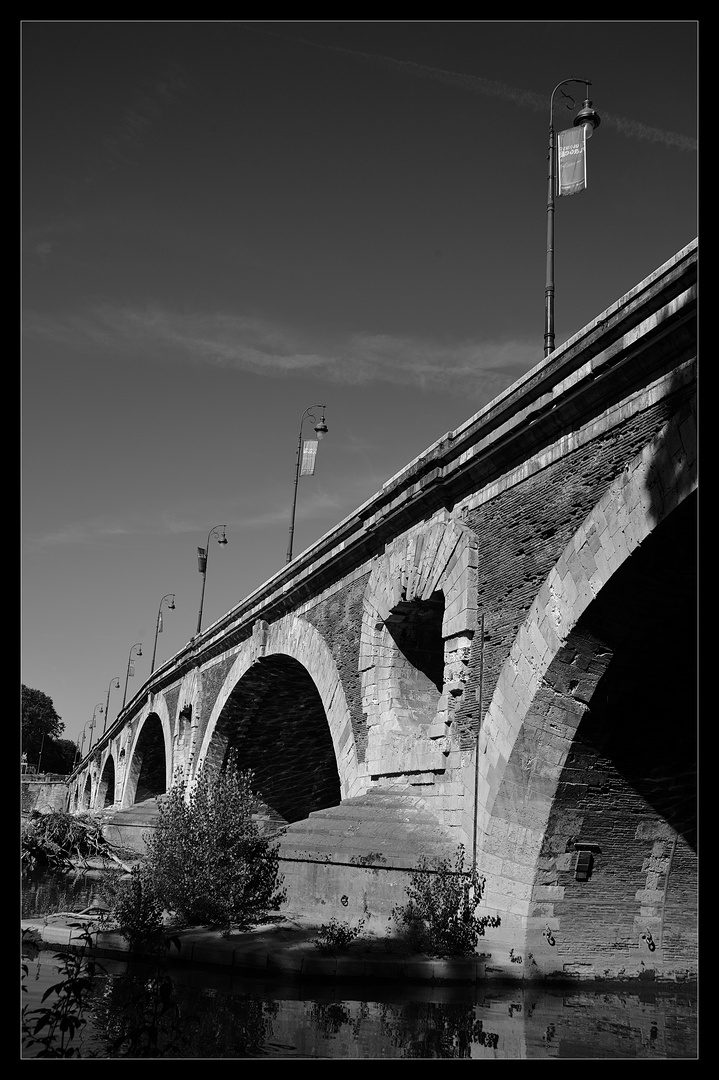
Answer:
[314, 414, 328, 440]
[573, 98, 600, 138]
[168, 599, 176, 610]
[136, 645, 143, 657]
[217, 535, 228, 546]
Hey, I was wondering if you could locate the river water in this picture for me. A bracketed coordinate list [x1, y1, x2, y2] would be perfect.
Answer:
[21, 869, 698, 1059]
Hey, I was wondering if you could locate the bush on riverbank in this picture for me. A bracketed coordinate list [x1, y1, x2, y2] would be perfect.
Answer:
[138, 753, 286, 937]
[390, 845, 501, 958]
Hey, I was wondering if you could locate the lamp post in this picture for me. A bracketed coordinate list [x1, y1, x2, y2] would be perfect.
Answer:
[103, 676, 121, 735]
[37, 733, 46, 774]
[196, 527, 227, 635]
[544, 79, 600, 357]
[122, 643, 143, 708]
[86, 703, 104, 756]
[76, 720, 92, 764]
[286, 404, 329, 564]
[151, 594, 176, 673]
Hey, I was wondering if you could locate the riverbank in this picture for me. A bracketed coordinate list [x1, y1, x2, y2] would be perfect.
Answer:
[21, 910, 497, 985]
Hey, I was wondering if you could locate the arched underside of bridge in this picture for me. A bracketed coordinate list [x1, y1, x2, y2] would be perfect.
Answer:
[123, 712, 168, 806]
[482, 490, 696, 979]
[201, 655, 342, 827]
[96, 755, 116, 808]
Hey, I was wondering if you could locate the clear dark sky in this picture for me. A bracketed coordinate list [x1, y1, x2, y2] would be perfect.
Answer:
[21, 21, 697, 746]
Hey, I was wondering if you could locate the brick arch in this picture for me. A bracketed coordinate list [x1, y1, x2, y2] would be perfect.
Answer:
[360, 512, 478, 780]
[96, 752, 117, 808]
[120, 697, 173, 807]
[471, 405, 696, 965]
[195, 613, 363, 799]
[80, 774, 92, 811]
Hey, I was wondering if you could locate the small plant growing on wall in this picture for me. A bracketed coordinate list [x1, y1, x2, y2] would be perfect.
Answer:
[313, 917, 366, 953]
[391, 845, 500, 957]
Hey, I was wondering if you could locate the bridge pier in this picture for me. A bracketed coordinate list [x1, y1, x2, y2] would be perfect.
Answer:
[67, 242, 697, 981]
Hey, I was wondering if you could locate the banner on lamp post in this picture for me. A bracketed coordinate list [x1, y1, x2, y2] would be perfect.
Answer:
[557, 125, 587, 196]
[300, 439, 318, 476]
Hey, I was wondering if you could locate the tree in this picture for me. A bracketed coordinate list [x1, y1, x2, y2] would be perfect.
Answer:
[22, 685, 64, 759]
[140, 752, 286, 935]
[41, 738, 79, 776]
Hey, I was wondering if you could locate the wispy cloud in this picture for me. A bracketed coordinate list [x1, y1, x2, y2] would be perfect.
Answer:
[83, 64, 192, 181]
[247, 27, 697, 153]
[24, 486, 352, 550]
[24, 304, 536, 393]
[24, 518, 139, 550]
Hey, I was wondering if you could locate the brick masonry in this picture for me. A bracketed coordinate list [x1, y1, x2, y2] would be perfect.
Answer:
[67, 242, 697, 981]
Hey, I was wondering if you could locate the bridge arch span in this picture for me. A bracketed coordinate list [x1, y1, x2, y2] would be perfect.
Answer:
[471, 403, 696, 977]
[120, 697, 173, 808]
[195, 614, 362, 810]
[96, 753, 117, 808]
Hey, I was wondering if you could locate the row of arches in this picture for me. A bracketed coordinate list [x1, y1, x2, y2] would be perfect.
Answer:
[69, 411, 696, 975]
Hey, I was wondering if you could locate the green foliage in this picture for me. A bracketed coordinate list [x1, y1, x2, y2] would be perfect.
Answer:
[111, 870, 166, 955]
[141, 753, 286, 935]
[22, 930, 194, 1058]
[22, 684, 64, 757]
[391, 845, 501, 958]
[22, 929, 103, 1057]
[313, 917, 366, 953]
[40, 738, 79, 775]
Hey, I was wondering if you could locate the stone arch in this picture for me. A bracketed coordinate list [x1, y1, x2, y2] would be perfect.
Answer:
[196, 613, 362, 800]
[80, 774, 92, 811]
[471, 404, 696, 975]
[96, 753, 117, 808]
[360, 512, 478, 780]
[121, 701, 172, 807]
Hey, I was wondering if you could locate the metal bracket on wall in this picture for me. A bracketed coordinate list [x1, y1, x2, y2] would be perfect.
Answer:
[574, 843, 601, 881]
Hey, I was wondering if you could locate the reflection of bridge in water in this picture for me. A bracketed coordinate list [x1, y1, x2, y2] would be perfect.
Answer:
[69, 240, 697, 982]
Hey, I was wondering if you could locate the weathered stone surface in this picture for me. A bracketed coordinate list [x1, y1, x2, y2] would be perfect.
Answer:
[67, 243, 697, 981]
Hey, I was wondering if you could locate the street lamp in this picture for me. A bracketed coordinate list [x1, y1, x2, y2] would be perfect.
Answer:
[76, 720, 92, 764]
[86, 703, 104, 756]
[286, 405, 329, 564]
[103, 676, 121, 735]
[196, 527, 227, 635]
[151, 593, 176, 673]
[122, 643, 143, 708]
[37, 733, 46, 774]
[544, 79, 600, 357]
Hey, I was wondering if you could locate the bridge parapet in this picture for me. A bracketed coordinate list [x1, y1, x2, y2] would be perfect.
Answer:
[67, 241, 696, 981]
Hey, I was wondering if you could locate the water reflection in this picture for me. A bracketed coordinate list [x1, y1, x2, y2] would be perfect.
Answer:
[22, 947, 697, 1059]
[22, 870, 697, 1059]
[22, 866, 111, 920]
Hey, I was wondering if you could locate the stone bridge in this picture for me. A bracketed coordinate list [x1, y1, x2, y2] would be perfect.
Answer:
[68, 240, 697, 981]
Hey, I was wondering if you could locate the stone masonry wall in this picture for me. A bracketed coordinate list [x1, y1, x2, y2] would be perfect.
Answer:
[302, 574, 370, 763]
[22, 778, 69, 814]
[452, 389, 693, 748]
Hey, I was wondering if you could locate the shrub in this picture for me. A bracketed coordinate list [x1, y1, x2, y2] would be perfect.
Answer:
[141, 753, 286, 935]
[313, 918, 366, 953]
[391, 845, 501, 957]
[112, 870, 166, 954]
